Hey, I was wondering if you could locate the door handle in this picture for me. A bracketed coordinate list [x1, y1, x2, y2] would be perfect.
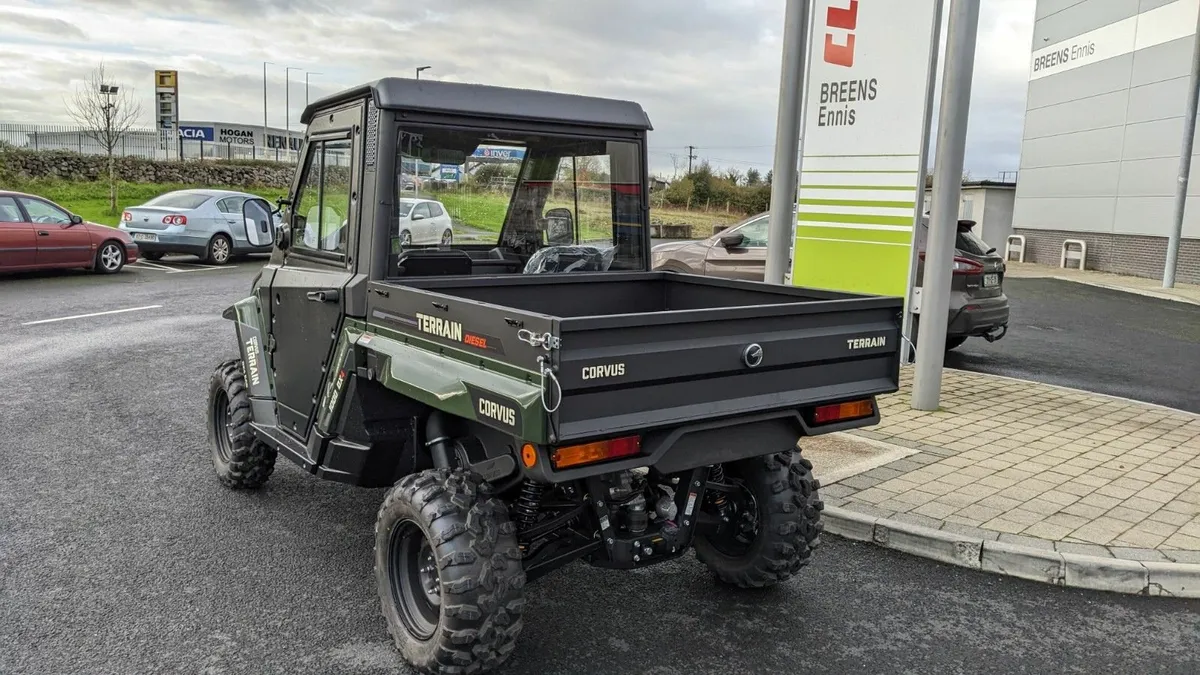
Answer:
[306, 289, 340, 303]
[38, 231, 50, 236]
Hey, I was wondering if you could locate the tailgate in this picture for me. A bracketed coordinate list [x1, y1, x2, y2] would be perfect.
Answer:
[553, 298, 902, 441]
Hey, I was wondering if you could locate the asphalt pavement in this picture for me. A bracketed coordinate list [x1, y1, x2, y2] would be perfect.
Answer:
[948, 277, 1200, 413]
[2, 260, 1199, 675]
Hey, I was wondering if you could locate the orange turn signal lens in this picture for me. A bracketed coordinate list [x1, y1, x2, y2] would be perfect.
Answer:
[812, 399, 875, 424]
[520, 443, 538, 469]
[550, 435, 641, 470]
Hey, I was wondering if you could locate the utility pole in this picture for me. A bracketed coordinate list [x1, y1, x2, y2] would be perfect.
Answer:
[262, 61, 273, 161]
[912, 0, 981, 411]
[687, 145, 697, 175]
[1164, 5, 1200, 288]
[285, 66, 300, 131]
[763, 0, 811, 286]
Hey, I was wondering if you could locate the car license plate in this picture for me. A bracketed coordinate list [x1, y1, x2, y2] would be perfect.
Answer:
[984, 273, 999, 287]
[133, 233, 158, 242]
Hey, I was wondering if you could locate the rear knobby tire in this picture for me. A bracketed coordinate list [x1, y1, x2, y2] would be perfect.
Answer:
[375, 468, 525, 675]
[207, 359, 276, 489]
[694, 449, 824, 589]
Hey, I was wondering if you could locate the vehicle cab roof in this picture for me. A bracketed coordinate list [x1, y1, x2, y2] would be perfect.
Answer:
[300, 78, 653, 131]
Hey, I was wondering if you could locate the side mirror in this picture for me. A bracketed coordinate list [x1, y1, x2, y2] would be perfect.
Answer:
[544, 207, 575, 246]
[719, 232, 746, 249]
[411, 212, 427, 221]
[242, 198, 277, 248]
[69, 214, 83, 225]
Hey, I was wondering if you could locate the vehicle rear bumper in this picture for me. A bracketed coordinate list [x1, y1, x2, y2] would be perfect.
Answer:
[949, 294, 1009, 338]
[122, 232, 211, 256]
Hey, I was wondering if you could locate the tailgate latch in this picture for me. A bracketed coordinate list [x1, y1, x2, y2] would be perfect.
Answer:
[517, 329, 561, 351]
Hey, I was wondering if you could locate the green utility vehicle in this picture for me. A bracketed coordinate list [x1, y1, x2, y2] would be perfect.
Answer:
[209, 78, 902, 674]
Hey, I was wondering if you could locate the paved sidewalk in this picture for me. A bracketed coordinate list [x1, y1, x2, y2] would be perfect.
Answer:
[820, 367, 1200, 595]
[1004, 261, 1200, 305]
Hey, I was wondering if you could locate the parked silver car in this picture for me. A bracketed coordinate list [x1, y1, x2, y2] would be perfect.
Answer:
[118, 189, 280, 264]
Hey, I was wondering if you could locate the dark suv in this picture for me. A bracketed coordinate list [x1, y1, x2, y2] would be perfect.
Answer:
[911, 216, 1009, 351]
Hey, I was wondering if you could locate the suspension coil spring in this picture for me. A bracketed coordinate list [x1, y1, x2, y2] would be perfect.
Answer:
[709, 464, 728, 507]
[513, 480, 546, 530]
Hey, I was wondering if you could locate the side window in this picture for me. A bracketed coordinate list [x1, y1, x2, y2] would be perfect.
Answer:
[0, 197, 24, 222]
[413, 203, 432, 220]
[292, 138, 353, 257]
[19, 198, 71, 224]
[736, 217, 770, 247]
[427, 202, 444, 218]
[217, 196, 247, 214]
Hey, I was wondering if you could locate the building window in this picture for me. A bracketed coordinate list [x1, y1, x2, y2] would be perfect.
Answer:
[960, 195, 974, 220]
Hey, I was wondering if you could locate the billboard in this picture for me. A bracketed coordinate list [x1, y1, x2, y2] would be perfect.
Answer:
[471, 145, 525, 162]
[789, 0, 942, 298]
[178, 126, 214, 141]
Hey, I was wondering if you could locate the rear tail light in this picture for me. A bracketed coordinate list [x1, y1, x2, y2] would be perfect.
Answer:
[809, 399, 875, 425]
[122, 211, 132, 222]
[550, 435, 641, 470]
[162, 215, 187, 226]
[918, 252, 983, 275]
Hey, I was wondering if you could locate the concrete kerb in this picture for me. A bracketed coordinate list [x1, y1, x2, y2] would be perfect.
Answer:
[823, 506, 1200, 598]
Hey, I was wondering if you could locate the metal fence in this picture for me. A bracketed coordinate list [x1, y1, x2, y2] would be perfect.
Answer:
[0, 123, 301, 164]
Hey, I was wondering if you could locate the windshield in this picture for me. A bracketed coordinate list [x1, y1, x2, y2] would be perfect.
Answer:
[144, 192, 211, 209]
[956, 228, 994, 256]
[394, 125, 645, 272]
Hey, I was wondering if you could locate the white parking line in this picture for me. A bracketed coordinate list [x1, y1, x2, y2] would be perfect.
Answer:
[131, 260, 227, 273]
[21, 305, 164, 326]
[131, 260, 177, 272]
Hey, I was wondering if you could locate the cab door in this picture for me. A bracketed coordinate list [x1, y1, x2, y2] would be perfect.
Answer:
[268, 132, 359, 443]
[19, 197, 94, 267]
[0, 196, 36, 269]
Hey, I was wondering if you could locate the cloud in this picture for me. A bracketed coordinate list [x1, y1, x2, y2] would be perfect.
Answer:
[0, 10, 86, 40]
[0, 0, 1036, 179]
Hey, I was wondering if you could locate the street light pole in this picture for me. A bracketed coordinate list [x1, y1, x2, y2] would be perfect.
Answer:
[416, 65, 431, 80]
[263, 61, 273, 161]
[1164, 6, 1200, 288]
[911, 0, 982, 411]
[764, 0, 811, 285]
[305, 72, 322, 105]
[285, 66, 301, 131]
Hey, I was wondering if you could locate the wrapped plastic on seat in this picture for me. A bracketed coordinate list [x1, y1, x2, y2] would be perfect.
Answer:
[523, 245, 616, 274]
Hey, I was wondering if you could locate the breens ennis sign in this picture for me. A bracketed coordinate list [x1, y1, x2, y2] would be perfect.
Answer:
[789, 0, 941, 299]
[1029, 0, 1199, 81]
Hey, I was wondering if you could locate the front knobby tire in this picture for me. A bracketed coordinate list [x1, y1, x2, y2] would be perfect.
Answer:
[694, 449, 824, 589]
[207, 359, 276, 489]
[375, 469, 526, 675]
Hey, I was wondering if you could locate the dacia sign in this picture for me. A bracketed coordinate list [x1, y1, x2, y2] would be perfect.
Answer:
[179, 126, 214, 142]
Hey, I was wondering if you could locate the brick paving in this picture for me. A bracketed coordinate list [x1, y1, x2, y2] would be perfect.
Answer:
[822, 368, 1200, 564]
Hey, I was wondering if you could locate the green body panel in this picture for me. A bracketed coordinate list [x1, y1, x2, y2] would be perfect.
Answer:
[315, 320, 367, 434]
[225, 295, 275, 399]
[362, 324, 547, 443]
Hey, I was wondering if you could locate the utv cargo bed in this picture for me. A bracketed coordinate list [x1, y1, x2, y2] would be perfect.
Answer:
[365, 271, 902, 443]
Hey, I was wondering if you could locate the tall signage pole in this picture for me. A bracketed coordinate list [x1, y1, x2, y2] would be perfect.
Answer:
[1164, 4, 1200, 289]
[912, 0, 982, 411]
[765, 0, 812, 285]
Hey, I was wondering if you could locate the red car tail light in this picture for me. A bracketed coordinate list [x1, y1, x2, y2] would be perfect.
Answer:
[122, 211, 132, 222]
[162, 214, 188, 226]
[918, 252, 983, 275]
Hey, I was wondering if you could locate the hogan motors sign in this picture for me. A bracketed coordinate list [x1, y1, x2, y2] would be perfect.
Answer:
[218, 128, 255, 145]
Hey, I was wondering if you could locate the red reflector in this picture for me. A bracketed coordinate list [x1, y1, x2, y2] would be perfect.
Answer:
[812, 399, 875, 424]
[551, 435, 641, 469]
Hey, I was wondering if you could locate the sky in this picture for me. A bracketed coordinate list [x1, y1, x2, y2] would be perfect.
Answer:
[0, 0, 1035, 180]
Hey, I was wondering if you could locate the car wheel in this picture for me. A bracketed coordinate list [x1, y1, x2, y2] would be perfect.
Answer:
[205, 234, 233, 265]
[141, 251, 165, 261]
[398, 230, 412, 248]
[440, 229, 453, 246]
[207, 359, 276, 489]
[95, 241, 126, 274]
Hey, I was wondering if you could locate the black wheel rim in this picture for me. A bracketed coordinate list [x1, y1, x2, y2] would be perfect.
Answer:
[389, 520, 441, 641]
[211, 389, 234, 463]
[709, 480, 761, 557]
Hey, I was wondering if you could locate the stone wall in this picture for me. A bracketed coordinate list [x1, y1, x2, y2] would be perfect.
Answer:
[0, 146, 295, 188]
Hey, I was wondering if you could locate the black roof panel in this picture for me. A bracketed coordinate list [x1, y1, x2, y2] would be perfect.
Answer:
[301, 78, 652, 130]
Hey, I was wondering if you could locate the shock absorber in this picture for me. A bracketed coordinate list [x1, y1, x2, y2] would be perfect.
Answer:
[513, 480, 546, 530]
[709, 464, 728, 508]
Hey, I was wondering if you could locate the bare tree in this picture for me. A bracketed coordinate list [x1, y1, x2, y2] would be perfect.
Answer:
[669, 153, 683, 180]
[66, 61, 143, 215]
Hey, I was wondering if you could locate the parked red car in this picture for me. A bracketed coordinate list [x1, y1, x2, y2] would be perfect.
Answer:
[0, 191, 138, 274]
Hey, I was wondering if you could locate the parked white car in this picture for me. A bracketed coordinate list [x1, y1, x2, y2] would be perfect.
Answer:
[119, 189, 281, 264]
[397, 198, 453, 246]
